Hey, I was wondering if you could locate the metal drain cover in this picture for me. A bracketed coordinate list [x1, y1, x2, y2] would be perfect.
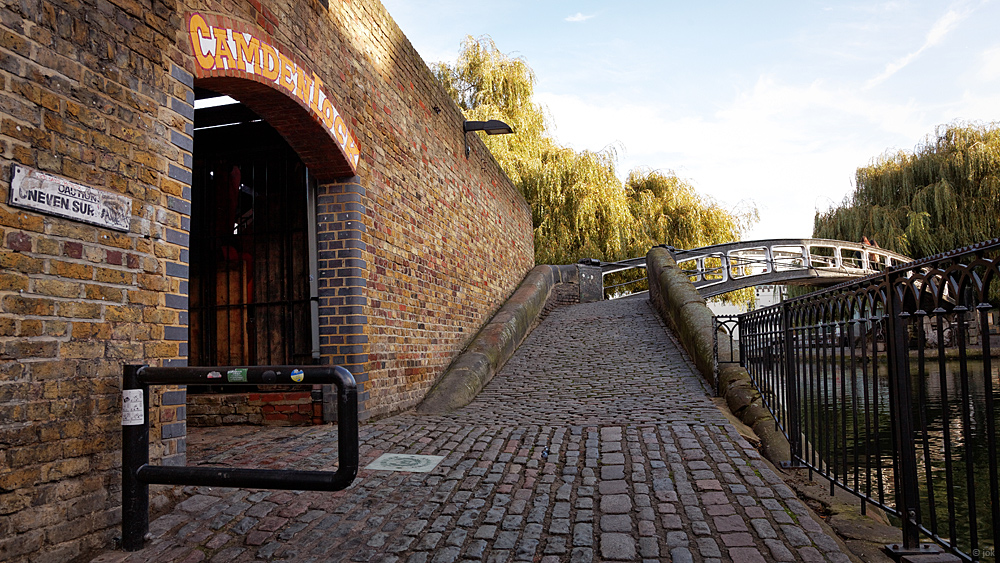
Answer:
[365, 453, 445, 473]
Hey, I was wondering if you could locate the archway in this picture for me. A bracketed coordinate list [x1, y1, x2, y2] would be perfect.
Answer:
[185, 78, 349, 423]
[182, 13, 370, 419]
[189, 88, 316, 370]
[194, 77, 356, 182]
[186, 12, 359, 181]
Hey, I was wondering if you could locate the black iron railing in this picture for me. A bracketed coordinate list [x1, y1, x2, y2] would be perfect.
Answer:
[713, 314, 740, 396]
[121, 364, 358, 551]
[719, 239, 1000, 562]
[714, 315, 741, 363]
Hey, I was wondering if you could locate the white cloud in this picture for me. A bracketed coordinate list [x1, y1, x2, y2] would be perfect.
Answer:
[926, 9, 963, 45]
[865, 6, 969, 88]
[536, 76, 945, 240]
[950, 89, 1000, 124]
[565, 12, 595, 23]
[980, 46, 1000, 81]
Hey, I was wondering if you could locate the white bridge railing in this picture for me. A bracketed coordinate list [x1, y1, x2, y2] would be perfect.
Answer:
[599, 239, 914, 299]
[668, 238, 913, 298]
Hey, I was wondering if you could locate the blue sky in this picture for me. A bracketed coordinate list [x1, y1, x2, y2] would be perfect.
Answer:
[379, 0, 1000, 241]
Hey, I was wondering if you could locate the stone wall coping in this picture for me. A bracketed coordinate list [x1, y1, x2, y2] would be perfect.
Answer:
[416, 264, 577, 413]
[646, 246, 791, 464]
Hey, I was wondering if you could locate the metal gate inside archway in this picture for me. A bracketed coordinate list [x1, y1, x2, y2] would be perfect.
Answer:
[189, 90, 316, 381]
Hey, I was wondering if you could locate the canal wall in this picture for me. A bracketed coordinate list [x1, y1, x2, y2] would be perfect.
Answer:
[645, 246, 791, 464]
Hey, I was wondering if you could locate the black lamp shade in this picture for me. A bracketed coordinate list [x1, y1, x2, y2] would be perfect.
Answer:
[464, 119, 514, 135]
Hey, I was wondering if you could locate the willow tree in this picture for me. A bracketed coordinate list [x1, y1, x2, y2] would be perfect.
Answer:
[627, 168, 758, 250]
[435, 36, 756, 270]
[814, 122, 1000, 258]
[433, 36, 546, 185]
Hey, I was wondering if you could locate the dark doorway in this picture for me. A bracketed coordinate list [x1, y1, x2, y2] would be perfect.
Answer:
[189, 93, 314, 374]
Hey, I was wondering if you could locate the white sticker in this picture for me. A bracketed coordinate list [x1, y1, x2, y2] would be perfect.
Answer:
[121, 389, 144, 426]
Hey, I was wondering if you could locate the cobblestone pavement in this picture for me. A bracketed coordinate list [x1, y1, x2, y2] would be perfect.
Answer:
[93, 297, 854, 562]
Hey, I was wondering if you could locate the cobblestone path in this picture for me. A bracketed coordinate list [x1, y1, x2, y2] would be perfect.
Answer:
[93, 297, 853, 563]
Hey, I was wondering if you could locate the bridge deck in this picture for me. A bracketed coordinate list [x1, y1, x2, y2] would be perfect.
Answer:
[669, 239, 913, 299]
[93, 298, 854, 563]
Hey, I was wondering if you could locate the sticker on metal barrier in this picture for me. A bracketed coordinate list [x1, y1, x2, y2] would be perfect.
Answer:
[365, 453, 444, 473]
[227, 368, 248, 383]
[290, 369, 304, 383]
[121, 390, 143, 426]
[207, 371, 222, 379]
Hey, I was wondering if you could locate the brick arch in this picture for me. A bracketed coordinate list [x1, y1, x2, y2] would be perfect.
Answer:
[185, 12, 360, 181]
[196, 76, 355, 182]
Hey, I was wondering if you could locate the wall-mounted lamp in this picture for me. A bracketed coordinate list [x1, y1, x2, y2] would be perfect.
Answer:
[464, 119, 514, 157]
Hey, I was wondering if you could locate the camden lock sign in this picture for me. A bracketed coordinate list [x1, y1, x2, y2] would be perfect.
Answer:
[9, 165, 131, 232]
[188, 13, 361, 172]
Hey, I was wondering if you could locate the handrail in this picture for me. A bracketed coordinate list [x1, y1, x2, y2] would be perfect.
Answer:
[589, 238, 915, 301]
[669, 239, 913, 298]
[722, 237, 1000, 562]
[121, 364, 358, 551]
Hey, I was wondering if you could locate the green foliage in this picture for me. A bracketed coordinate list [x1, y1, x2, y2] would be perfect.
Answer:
[435, 36, 757, 273]
[627, 168, 758, 251]
[814, 122, 1000, 258]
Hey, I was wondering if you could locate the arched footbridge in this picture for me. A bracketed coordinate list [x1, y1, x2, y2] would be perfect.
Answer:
[600, 238, 914, 299]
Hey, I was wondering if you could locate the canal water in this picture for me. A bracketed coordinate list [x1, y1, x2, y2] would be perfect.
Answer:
[793, 359, 999, 559]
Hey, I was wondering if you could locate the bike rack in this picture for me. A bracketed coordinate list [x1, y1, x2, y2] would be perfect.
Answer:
[121, 364, 358, 551]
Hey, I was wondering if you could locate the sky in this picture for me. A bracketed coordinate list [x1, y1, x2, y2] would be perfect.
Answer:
[378, 0, 1000, 241]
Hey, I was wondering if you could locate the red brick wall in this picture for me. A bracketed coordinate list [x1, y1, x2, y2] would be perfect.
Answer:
[267, 1, 536, 417]
[187, 391, 317, 426]
[0, 0, 193, 558]
[0, 0, 533, 559]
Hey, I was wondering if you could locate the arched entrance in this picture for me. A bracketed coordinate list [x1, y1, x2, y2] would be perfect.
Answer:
[186, 12, 360, 182]
[184, 67, 358, 422]
[189, 89, 315, 369]
[183, 14, 361, 384]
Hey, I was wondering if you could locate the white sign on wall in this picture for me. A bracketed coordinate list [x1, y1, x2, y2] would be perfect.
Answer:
[9, 164, 131, 232]
[121, 389, 144, 426]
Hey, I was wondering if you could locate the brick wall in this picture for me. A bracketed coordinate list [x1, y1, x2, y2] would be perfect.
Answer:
[0, 0, 193, 558]
[294, 3, 536, 418]
[187, 390, 317, 426]
[0, 0, 533, 559]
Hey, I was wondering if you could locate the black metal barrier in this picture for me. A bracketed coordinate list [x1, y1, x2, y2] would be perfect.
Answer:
[713, 315, 741, 396]
[121, 364, 358, 551]
[728, 238, 1000, 562]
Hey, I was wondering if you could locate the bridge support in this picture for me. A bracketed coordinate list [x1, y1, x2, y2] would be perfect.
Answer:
[578, 260, 604, 303]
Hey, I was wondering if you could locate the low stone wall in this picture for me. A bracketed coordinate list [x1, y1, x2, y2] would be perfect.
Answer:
[417, 264, 578, 414]
[187, 391, 318, 427]
[646, 246, 790, 464]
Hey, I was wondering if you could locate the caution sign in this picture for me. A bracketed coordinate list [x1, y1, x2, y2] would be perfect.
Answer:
[9, 165, 131, 232]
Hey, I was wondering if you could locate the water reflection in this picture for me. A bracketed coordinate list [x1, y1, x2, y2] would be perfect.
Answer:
[791, 358, 999, 559]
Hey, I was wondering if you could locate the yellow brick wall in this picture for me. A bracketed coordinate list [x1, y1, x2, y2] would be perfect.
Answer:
[0, 0, 533, 559]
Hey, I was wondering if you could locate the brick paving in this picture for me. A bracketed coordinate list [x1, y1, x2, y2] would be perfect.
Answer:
[92, 297, 854, 562]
